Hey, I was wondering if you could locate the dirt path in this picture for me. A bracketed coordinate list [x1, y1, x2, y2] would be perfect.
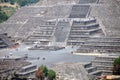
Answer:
[0, 3, 18, 8]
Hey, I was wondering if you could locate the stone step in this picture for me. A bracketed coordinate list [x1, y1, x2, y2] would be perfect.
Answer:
[86, 67, 97, 73]
[89, 70, 102, 75]
[72, 18, 96, 26]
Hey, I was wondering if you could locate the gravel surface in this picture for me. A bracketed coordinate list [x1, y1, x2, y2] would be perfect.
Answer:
[50, 63, 89, 80]
[90, 0, 120, 37]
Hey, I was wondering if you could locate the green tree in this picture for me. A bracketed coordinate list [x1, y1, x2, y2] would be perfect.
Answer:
[1, 0, 4, 2]
[41, 65, 48, 77]
[0, 6, 2, 11]
[3, 0, 9, 2]
[35, 65, 48, 80]
[16, 0, 40, 7]
[113, 56, 120, 75]
[9, 0, 15, 5]
[0, 11, 8, 23]
[0, 12, 8, 20]
[47, 69, 56, 80]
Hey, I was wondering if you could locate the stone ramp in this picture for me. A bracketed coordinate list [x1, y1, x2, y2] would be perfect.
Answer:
[54, 20, 71, 42]
[69, 5, 90, 18]
[79, 0, 98, 4]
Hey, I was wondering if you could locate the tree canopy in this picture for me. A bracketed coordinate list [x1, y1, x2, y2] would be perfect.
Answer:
[0, 0, 40, 6]
[113, 57, 120, 75]
[36, 65, 56, 80]
[48, 69, 56, 80]
[0, 0, 40, 23]
[0, 11, 8, 23]
[114, 56, 120, 65]
[35, 65, 48, 79]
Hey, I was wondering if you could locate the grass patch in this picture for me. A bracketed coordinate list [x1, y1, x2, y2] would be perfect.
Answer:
[2, 6, 16, 17]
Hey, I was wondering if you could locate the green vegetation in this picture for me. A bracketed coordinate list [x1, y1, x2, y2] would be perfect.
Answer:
[0, 8, 8, 23]
[114, 57, 120, 65]
[36, 65, 56, 80]
[2, 6, 16, 17]
[0, 0, 40, 6]
[48, 69, 56, 80]
[16, 0, 40, 7]
[0, 6, 15, 23]
[0, 0, 40, 23]
[113, 57, 120, 75]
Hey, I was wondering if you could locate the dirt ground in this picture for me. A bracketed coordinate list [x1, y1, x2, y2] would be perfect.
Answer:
[0, 3, 18, 8]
